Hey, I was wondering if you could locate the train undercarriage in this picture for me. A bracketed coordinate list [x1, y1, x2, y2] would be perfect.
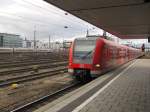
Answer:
[73, 69, 92, 82]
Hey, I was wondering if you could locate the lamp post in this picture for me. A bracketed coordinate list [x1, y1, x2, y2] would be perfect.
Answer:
[49, 35, 51, 49]
[86, 27, 95, 37]
[33, 25, 36, 49]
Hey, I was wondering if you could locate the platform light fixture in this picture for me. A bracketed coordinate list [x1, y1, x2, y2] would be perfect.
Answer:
[64, 26, 68, 29]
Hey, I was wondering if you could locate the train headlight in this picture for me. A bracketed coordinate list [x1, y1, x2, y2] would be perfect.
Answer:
[68, 69, 74, 73]
[95, 64, 100, 67]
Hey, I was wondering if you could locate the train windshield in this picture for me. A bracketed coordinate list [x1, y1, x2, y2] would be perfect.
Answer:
[73, 39, 96, 64]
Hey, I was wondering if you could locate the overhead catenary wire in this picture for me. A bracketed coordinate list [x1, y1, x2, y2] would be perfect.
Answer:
[0, 12, 90, 40]
[0, 0, 101, 37]
[14, 0, 89, 27]
[0, 11, 85, 31]
[0, 11, 68, 27]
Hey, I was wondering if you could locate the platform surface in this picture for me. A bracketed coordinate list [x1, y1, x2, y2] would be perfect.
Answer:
[35, 59, 150, 112]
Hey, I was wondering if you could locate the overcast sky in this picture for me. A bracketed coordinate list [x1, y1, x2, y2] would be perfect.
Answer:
[0, 0, 147, 45]
[0, 0, 103, 42]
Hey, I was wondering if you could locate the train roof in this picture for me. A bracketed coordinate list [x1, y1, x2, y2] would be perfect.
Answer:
[74, 36, 140, 51]
[102, 38, 140, 51]
[75, 35, 101, 41]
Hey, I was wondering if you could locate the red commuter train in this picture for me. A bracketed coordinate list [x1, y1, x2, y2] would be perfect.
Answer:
[68, 36, 143, 81]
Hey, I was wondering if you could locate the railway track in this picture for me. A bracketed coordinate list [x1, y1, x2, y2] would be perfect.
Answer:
[0, 61, 68, 75]
[0, 54, 67, 64]
[0, 59, 67, 69]
[10, 82, 80, 112]
[0, 66, 67, 87]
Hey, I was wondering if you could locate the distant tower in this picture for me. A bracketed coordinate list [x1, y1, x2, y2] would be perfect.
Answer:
[49, 35, 51, 49]
[33, 26, 36, 49]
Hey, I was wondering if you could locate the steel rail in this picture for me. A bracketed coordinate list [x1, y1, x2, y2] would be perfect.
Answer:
[10, 82, 80, 112]
[0, 67, 67, 87]
[0, 59, 67, 68]
[0, 61, 67, 75]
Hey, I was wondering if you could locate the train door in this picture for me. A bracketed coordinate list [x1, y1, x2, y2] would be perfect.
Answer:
[101, 44, 113, 70]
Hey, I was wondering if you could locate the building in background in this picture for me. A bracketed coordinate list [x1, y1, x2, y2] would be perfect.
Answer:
[30, 40, 48, 49]
[23, 38, 32, 48]
[0, 33, 22, 48]
[22, 37, 72, 50]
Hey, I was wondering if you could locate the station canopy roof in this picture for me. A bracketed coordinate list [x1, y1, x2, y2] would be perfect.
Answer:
[45, 0, 150, 39]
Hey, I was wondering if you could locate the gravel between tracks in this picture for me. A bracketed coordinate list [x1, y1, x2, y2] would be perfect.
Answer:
[0, 73, 73, 112]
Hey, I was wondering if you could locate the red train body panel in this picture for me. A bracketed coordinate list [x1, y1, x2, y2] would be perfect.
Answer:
[68, 36, 143, 81]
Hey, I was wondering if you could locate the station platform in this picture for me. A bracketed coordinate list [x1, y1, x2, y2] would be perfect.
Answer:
[34, 59, 150, 112]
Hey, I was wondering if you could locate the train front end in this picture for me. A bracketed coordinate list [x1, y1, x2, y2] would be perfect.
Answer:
[68, 37, 102, 81]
